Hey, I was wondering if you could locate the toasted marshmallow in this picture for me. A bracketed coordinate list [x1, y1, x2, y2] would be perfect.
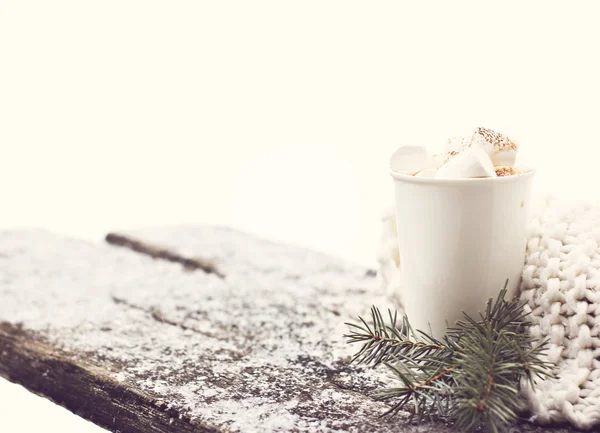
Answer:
[471, 127, 518, 167]
[436, 145, 496, 179]
[390, 145, 436, 175]
[415, 168, 437, 178]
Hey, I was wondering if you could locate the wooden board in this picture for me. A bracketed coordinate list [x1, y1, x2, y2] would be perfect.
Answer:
[0, 228, 574, 432]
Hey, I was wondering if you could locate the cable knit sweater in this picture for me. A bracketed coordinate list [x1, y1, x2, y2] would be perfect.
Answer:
[378, 197, 600, 430]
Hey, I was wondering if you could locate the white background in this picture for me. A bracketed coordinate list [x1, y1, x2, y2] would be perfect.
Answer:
[1, 1, 600, 431]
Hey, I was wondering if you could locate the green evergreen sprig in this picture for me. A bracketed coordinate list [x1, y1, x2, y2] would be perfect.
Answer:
[344, 284, 553, 433]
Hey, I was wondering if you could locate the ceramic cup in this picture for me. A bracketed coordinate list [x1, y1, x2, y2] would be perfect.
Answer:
[389, 169, 535, 338]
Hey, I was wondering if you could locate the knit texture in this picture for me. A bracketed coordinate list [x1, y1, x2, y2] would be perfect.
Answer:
[378, 197, 600, 430]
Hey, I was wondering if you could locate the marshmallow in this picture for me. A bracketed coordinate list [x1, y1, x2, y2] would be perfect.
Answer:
[415, 169, 437, 178]
[433, 153, 445, 168]
[471, 127, 518, 167]
[437, 150, 461, 167]
[436, 145, 497, 179]
[389, 145, 436, 175]
[435, 135, 469, 168]
[445, 136, 470, 153]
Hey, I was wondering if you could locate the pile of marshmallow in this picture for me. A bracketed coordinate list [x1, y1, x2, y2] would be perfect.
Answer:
[390, 127, 522, 179]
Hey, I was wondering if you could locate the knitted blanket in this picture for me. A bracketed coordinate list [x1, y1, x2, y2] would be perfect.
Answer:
[378, 197, 600, 430]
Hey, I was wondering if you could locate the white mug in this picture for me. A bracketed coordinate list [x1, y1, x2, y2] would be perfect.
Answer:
[389, 169, 535, 338]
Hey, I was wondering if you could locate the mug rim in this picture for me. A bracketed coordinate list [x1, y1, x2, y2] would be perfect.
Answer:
[389, 167, 536, 184]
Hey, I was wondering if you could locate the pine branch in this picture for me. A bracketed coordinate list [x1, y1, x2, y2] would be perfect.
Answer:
[344, 282, 554, 432]
[376, 362, 457, 422]
[344, 306, 451, 367]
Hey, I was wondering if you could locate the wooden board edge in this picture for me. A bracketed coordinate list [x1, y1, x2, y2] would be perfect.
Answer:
[0, 322, 219, 433]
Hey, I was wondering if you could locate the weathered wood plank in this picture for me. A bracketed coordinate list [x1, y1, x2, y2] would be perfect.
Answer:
[0, 229, 394, 432]
[0, 228, 576, 432]
[0, 322, 210, 433]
